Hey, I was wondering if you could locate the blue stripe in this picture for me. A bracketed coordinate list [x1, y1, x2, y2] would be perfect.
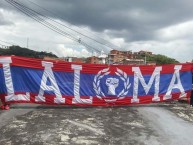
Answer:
[0, 67, 192, 97]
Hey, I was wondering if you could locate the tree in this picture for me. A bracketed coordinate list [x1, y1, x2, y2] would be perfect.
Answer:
[146, 54, 179, 65]
[0, 45, 58, 59]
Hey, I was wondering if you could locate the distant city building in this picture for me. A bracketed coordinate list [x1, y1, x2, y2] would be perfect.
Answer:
[64, 57, 85, 63]
[43, 56, 85, 63]
[0, 45, 9, 49]
[43, 56, 61, 61]
[44, 49, 156, 65]
[64, 57, 73, 62]
[108, 50, 132, 64]
[138, 50, 153, 56]
[98, 50, 108, 64]
[86, 50, 107, 64]
[86, 56, 99, 64]
[107, 49, 155, 65]
[123, 59, 144, 65]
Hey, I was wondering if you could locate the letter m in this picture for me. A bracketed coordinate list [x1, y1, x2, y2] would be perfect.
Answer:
[132, 67, 162, 103]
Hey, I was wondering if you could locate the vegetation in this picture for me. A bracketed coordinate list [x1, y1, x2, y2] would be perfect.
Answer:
[146, 54, 179, 65]
[0, 45, 58, 59]
[138, 53, 179, 65]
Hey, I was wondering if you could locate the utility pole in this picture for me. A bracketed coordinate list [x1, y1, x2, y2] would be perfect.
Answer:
[27, 38, 29, 48]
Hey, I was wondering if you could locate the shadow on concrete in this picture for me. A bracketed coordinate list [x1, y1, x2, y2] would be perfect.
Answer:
[8, 102, 189, 109]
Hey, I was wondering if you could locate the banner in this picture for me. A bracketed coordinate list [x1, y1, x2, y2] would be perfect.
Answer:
[0, 56, 192, 106]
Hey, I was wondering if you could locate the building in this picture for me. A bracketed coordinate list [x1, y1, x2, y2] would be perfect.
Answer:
[123, 59, 145, 65]
[86, 50, 108, 64]
[64, 57, 85, 63]
[60, 49, 155, 65]
[138, 50, 153, 56]
[108, 50, 125, 64]
[98, 50, 108, 64]
[0, 44, 9, 49]
[108, 50, 132, 64]
[86, 56, 100, 64]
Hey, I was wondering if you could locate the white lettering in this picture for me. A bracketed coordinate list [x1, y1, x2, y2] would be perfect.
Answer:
[0, 57, 30, 102]
[35, 61, 65, 103]
[71, 64, 92, 104]
[163, 65, 186, 100]
[132, 67, 162, 103]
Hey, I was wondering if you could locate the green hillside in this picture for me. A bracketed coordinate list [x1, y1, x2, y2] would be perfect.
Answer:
[0, 45, 58, 59]
[138, 53, 179, 65]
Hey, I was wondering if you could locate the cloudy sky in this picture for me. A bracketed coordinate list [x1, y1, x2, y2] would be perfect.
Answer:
[0, 0, 193, 62]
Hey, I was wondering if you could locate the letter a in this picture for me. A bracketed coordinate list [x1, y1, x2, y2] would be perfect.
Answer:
[35, 61, 65, 104]
[163, 65, 186, 100]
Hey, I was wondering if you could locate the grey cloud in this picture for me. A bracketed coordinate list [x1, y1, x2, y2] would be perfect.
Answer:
[0, 12, 13, 26]
[1, 0, 193, 42]
[32, 0, 193, 41]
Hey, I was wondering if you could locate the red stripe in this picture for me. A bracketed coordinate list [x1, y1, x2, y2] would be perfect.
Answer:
[0, 56, 192, 75]
[0, 91, 191, 106]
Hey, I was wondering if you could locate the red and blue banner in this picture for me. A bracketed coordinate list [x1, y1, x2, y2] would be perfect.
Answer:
[0, 56, 192, 106]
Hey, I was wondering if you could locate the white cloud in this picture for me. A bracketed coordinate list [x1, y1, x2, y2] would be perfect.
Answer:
[110, 38, 125, 48]
[157, 20, 193, 40]
[127, 40, 193, 63]
[0, 8, 93, 57]
[56, 44, 91, 57]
